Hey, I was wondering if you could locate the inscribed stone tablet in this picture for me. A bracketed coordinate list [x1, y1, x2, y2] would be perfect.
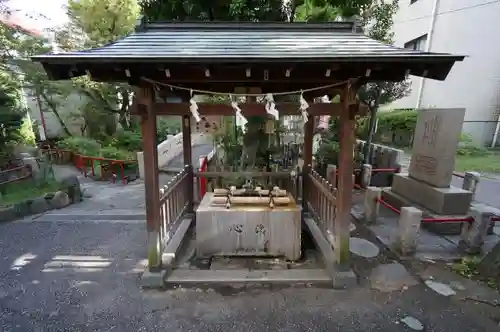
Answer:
[408, 108, 465, 188]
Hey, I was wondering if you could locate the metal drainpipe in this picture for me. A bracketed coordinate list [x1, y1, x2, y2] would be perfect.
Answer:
[415, 0, 440, 108]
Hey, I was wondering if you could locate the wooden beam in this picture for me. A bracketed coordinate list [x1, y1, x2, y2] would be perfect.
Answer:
[131, 102, 368, 117]
[334, 82, 357, 268]
[182, 115, 194, 212]
[137, 87, 162, 271]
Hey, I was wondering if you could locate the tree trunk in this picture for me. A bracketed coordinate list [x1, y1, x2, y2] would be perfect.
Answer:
[363, 105, 378, 164]
[39, 92, 73, 137]
[118, 89, 131, 129]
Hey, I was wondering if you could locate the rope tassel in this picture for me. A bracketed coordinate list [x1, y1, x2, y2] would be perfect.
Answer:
[299, 93, 309, 123]
[231, 100, 248, 133]
[189, 95, 201, 123]
[265, 93, 279, 120]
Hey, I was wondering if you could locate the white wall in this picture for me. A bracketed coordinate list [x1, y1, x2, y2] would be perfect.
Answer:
[391, 0, 500, 145]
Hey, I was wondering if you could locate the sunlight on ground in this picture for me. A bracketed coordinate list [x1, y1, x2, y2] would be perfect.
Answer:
[11, 253, 37, 271]
[42, 255, 112, 273]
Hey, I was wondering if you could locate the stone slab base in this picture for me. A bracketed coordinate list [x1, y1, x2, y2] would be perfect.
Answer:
[303, 216, 358, 289]
[140, 269, 167, 289]
[392, 174, 472, 215]
[382, 188, 463, 235]
[164, 269, 332, 286]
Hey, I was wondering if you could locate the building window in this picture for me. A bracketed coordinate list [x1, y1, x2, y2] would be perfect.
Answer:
[404, 34, 428, 51]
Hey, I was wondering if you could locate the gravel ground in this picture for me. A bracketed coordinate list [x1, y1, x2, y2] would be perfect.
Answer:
[0, 156, 498, 331]
[0, 214, 498, 331]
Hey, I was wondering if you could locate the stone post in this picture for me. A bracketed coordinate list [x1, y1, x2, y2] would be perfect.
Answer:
[459, 206, 493, 254]
[396, 207, 423, 256]
[462, 171, 480, 200]
[326, 164, 337, 188]
[364, 187, 381, 223]
[361, 164, 372, 188]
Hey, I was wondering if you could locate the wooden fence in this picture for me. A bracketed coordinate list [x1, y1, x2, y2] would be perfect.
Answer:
[159, 167, 191, 247]
[304, 169, 336, 236]
[0, 164, 33, 188]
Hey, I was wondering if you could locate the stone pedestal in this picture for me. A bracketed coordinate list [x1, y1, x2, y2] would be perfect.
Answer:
[196, 193, 301, 260]
[382, 188, 468, 235]
[384, 108, 474, 235]
[391, 174, 472, 215]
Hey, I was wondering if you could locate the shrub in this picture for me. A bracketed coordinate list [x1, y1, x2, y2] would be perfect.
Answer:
[106, 130, 142, 152]
[377, 109, 417, 133]
[456, 133, 489, 157]
[100, 146, 135, 160]
[314, 139, 363, 167]
[57, 137, 101, 156]
[157, 117, 181, 144]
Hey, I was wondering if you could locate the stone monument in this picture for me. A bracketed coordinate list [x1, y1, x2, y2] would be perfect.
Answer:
[382, 108, 473, 234]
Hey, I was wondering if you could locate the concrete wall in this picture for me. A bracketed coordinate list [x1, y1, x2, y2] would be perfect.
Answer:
[390, 0, 500, 145]
[25, 88, 89, 139]
[136, 133, 212, 178]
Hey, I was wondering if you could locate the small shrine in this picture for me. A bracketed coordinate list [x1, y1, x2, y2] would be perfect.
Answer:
[32, 20, 463, 287]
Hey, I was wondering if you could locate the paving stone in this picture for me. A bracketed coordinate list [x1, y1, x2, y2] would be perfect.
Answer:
[424, 280, 456, 296]
[369, 263, 418, 292]
[349, 237, 379, 258]
[401, 316, 424, 331]
[449, 281, 466, 291]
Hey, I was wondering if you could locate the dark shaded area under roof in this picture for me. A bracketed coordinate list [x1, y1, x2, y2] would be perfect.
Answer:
[31, 21, 465, 83]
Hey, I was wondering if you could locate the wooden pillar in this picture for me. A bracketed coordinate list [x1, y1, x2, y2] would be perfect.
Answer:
[182, 115, 194, 212]
[138, 87, 162, 271]
[302, 116, 314, 209]
[335, 83, 356, 267]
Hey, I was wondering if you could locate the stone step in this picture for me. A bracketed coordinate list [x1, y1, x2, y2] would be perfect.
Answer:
[164, 268, 332, 285]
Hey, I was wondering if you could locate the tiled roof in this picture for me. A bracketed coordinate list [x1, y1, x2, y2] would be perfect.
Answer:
[31, 21, 465, 82]
[32, 22, 463, 62]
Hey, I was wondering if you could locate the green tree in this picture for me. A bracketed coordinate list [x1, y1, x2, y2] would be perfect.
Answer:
[57, 0, 141, 134]
[0, 10, 75, 137]
[297, 0, 411, 163]
[0, 66, 33, 164]
[357, 0, 411, 162]
[140, 0, 288, 21]
[140, 0, 290, 173]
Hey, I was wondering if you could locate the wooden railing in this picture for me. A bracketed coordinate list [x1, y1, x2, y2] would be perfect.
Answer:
[159, 167, 190, 246]
[0, 164, 33, 188]
[193, 169, 301, 203]
[304, 169, 336, 235]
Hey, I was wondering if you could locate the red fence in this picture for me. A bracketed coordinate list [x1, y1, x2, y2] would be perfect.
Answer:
[42, 148, 138, 185]
[198, 156, 208, 198]
[367, 192, 500, 224]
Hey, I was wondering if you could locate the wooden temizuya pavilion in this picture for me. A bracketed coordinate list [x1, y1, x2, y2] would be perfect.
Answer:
[33, 20, 464, 286]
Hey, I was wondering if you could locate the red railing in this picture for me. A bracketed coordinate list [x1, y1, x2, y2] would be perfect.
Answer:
[373, 195, 500, 224]
[199, 156, 208, 198]
[41, 147, 138, 185]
